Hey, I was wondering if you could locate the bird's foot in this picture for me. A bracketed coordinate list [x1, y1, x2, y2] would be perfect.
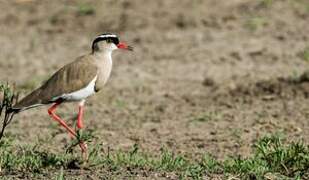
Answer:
[79, 141, 88, 161]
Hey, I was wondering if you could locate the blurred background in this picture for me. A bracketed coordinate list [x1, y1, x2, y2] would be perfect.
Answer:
[0, 0, 309, 171]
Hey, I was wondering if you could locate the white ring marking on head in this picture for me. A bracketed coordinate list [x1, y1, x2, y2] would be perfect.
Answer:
[98, 34, 117, 39]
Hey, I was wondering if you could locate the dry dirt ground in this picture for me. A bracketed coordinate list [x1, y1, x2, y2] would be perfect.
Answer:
[0, 0, 309, 179]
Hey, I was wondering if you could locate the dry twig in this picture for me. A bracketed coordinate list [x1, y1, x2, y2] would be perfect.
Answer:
[0, 83, 19, 141]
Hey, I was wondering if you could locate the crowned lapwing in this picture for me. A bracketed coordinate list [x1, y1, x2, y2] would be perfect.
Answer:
[11, 33, 133, 159]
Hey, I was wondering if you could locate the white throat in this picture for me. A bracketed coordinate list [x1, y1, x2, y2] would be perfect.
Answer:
[94, 49, 113, 85]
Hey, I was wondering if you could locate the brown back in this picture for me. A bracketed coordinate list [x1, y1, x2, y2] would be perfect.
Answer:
[13, 54, 98, 110]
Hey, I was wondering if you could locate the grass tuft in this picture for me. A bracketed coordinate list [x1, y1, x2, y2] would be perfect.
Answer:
[65, 129, 96, 153]
[301, 47, 309, 62]
[76, 3, 95, 16]
[0, 134, 308, 179]
[223, 134, 309, 179]
[55, 167, 65, 180]
[0, 137, 75, 173]
[259, 0, 273, 8]
[245, 17, 267, 31]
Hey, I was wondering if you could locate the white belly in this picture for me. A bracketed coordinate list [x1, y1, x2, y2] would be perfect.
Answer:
[58, 76, 97, 101]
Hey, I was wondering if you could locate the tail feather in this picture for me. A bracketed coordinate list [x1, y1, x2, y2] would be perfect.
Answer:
[12, 88, 44, 112]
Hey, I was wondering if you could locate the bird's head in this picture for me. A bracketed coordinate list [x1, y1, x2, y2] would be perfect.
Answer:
[91, 33, 133, 53]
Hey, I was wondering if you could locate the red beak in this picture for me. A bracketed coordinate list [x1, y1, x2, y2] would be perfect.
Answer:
[117, 42, 133, 51]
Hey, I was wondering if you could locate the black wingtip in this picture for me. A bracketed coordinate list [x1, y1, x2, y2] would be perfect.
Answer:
[7, 107, 20, 114]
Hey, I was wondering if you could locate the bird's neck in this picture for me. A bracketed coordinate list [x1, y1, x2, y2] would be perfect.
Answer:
[93, 50, 113, 65]
[92, 50, 113, 87]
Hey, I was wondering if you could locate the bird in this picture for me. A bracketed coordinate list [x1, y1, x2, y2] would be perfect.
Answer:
[10, 33, 133, 159]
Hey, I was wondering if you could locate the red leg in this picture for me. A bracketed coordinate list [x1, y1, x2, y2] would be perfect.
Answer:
[48, 101, 88, 159]
[77, 100, 88, 159]
[77, 105, 84, 129]
[48, 101, 76, 137]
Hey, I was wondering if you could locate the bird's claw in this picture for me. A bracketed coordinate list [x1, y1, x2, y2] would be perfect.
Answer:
[79, 141, 88, 161]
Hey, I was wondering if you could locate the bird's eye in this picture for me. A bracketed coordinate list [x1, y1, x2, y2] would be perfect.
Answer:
[106, 39, 112, 43]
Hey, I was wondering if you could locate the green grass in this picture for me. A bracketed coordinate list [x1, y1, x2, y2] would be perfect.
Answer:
[301, 47, 309, 62]
[245, 17, 267, 31]
[259, 0, 273, 8]
[76, 3, 95, 16]
[113, 99, 127, 109]
[0, 136, 75, 173]
[223, 134, 309, 179]
[0, 83, 14, 101]
[55, 167, 64, 180]
[0, 133, 308, 179]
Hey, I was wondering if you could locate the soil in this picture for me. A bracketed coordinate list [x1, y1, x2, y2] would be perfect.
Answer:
[0, 0, 309, 178]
